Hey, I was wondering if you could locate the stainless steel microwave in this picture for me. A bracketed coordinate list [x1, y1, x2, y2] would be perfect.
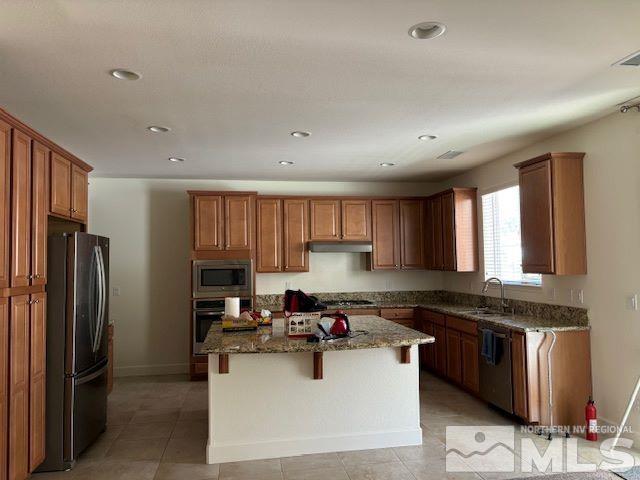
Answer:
[192, 259, 252, 298]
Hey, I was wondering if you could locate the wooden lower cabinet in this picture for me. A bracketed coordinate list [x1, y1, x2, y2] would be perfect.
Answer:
[379, 308, 414, 328]
[433, 323, 447, 376]
[9, 295, 29, 480]
[446, 329, 462, 383]
[511, 331, 528, 419]
[0, 298, 8, 480]
[29, 293, 45, 471]
[461, 333, 479, 394]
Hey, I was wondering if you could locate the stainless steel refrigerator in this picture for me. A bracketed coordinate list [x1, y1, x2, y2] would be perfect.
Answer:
[37, 233, 109, 471]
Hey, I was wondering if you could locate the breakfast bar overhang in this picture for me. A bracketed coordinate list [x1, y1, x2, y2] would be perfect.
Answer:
[200, 315, 434, 464]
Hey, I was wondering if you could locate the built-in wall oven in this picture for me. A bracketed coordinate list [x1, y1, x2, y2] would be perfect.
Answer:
[192, 259, 252, 298]
[193, 297, 253, 355]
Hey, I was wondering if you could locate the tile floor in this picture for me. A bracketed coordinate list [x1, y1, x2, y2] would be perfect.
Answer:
[32, 371, 639, 480]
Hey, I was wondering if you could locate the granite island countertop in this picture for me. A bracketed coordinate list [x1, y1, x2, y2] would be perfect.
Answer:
[199, 315, 434, 355]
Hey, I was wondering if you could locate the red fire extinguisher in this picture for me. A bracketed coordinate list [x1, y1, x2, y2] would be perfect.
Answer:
[586, 397, 598, 441]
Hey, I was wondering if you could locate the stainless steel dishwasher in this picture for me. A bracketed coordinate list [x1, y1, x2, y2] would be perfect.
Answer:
[478, 322, 513, 414]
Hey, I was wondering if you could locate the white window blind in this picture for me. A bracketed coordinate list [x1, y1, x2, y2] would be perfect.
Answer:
[482, 186, 541, 286]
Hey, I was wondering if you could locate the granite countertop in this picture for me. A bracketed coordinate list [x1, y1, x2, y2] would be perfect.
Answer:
[258, 303, 589, 333]
[199, 315, 434, 355]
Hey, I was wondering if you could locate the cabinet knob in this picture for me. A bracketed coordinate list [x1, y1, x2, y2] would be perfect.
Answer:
[28, 299, 39, 305]
[27, 274, 33, 279]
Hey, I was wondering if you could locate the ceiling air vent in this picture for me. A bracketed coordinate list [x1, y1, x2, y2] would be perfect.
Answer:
[613, 50, 640, 67]
[437, 150, 464, 159]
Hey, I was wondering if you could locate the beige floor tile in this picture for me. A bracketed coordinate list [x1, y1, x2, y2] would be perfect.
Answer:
[105, 438, 169, 461]
[280, 452, 341, 472]
[107, 410, 136, 426]
[404, 459, 482, 479]
[283, 466, 348, 480]
[345, 461, 415, 480]
[161, 437, 207, 464]
[179, 409, 208, 421]
[80, 427, 124, 461]
[338, 447, 399, 466]
[171, 420, 208, 439]
[85, 460, 159, 480]
[393, 443, 446, 464]
[118, 422, 176, 441]
[130, 409, 180, 425]
[218, 458, 283, 480]
[154, 462, 219, 480]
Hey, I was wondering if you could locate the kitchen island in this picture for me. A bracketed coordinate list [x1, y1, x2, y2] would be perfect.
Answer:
[199, 315, 434, 464]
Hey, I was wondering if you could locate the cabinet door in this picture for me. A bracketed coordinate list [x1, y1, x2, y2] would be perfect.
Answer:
[31, 143, 49, 285]
[256, 198, 282, 272]
[399, 200, 425, 269]
[446, 329, 462, 383]
[70, 165, 88, 223]
[442, 191, 456, 271]
[0, 298, 8, 480]
[309, 199, 341, 240]
[11, 130, 32, 288]
[511, 331, 528, 420]
[225, 195, 252, 250]
[433, 324, 447, 376]
[0, 121, 10, 289]
[29, 293, 46, 471]
[371, 200, 399, 270]
[519, 160, 554, 273]
[193, 195, 223, 250]
[461, 333, 479, 394]
[431, 196, 444, 270]
[9, 295, 29, 480]
[283, 199, 309, 272]
[50, 153, 71, 217]
[341, 200, 371, 240]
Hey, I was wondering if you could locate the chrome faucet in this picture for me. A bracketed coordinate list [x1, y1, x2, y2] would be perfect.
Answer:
[482, 277, 509, 313]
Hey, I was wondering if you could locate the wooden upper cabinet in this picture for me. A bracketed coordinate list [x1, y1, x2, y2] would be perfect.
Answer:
[283, 199, 309, 272]
[371, 200, 399, 270]
[0, 121, 10, 289]
[425, 188, 478, 272]
[11, 130, 32, 288]
[341, 200, 371, 240]
[9, 295, 30, 480]
[225, 195, 252, 250]
[516, 152, 586, 275]
[70, 164, 88, 223]
[50, 153, 71, 217]
[31, 143, 49, 286]
[0, 298, 8, 480]
[399, 200, 425, 269]
[29, 292, 46, 471]
[193, 195, 223, 250]
[441, 192, 456, 271]
[309, 199, 341, 240]
[256, 198, 282, 272]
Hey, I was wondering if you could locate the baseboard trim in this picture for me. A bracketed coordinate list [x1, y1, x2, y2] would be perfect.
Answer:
[114, 363, 189, 377]
[206, 428, 423, 464]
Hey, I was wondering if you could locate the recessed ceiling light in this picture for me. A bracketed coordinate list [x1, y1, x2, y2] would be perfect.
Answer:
[408, 22, 446, 40]
[380, 162, 395, 167]
[110, 69, 141, 81]
[168, 157, 184, 163]
[147, 126, 171, 133]
[290, 131, 311, 138]
[418, 134, 438, 141]
[279, 161, 295, 165]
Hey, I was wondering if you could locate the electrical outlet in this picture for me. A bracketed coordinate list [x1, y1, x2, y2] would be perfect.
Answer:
[468, 281, 473, 292]
[112, 286, 121, 297]
[285, 281, 291, 290]
[627, 294, 638, 311]
[577, 289, 584, 305]
[385, 279, 392, 290]
[548, 288, 556, 300]
[569, 289, 575, 303]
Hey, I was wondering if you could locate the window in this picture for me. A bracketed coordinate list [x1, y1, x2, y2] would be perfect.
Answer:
[482, 185, 541, 286]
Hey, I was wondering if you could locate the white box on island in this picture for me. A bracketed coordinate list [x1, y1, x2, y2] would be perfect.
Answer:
[201, 315, 433, 464]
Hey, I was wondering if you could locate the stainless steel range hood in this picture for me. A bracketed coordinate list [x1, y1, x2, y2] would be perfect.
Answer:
[308, 241, 373, 253]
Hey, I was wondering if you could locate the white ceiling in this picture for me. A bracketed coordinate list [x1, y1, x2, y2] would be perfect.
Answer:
[1, 1, 640, 181]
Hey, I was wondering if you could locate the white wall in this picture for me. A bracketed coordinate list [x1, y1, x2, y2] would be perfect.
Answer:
[440, 111, 640, 441]
[88, 179, 441, 376]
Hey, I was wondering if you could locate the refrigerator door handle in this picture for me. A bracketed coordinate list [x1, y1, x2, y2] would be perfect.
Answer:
[94, 246, 107, 354]
[92, 246, 103, 353]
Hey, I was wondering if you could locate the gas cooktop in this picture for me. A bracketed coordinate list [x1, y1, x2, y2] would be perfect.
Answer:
[322, 299, 376, 307]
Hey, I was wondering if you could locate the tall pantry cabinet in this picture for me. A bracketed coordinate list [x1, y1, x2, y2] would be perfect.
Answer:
[0, 108, 92, 480]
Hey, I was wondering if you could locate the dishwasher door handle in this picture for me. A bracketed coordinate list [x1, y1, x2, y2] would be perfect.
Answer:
[479, 328, 508, 339]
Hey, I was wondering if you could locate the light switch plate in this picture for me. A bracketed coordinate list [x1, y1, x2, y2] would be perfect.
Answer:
[627, 294, 638, 311]
[112, 286, 121, 297]
[577, 290, 584, 305]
